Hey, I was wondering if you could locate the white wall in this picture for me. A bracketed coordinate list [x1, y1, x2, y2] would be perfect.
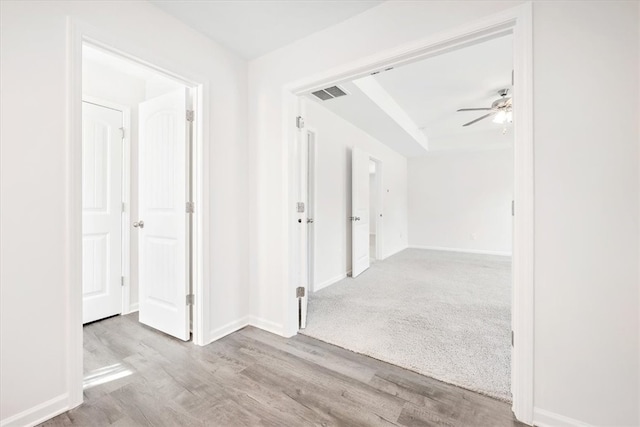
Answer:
[248, 1, 639, 426]
[532, 2, 639, 426]
[305, 99, 407, 292]
[408, 146, 513, 255]
[0, 1, 248, 425]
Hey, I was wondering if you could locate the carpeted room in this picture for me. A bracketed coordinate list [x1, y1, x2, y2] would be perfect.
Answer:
[298, 33, 515, 403]
[301, 249, 512, 401]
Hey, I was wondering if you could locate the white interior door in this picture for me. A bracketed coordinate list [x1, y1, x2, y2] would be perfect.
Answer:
[82, 102, 123, 324]
[138, 89, 190, 341]
[351, 146, 370, 278]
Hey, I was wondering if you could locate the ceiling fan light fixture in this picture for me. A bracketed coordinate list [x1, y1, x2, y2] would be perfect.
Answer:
[492, 111, 507, 124]
[492, 110, 513, 125]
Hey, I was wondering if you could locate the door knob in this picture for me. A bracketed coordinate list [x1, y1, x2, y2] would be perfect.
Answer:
[133, 220, 145, 228]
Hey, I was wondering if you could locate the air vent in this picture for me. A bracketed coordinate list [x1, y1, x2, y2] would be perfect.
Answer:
[311, 85, 347, 101]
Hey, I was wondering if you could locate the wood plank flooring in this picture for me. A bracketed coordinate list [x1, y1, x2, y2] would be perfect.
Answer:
[41, 314, 526, 427]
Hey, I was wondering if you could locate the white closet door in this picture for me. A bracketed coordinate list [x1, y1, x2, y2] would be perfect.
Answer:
[82, 102, 123, 324]
[351, 146, 370, 278]
[137, 89, 190, 341]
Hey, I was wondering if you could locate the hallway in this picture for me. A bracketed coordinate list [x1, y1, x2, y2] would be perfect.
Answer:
[42, 314, 522, 426]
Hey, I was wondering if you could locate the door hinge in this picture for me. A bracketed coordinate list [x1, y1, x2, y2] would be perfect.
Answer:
[121, 276, 125, 287]
[186, 202, 195, 214]
[511, 69, 514, 86]
[121, 202, 126, 213]
[186, 110, 195, 122]
[296, 116, 304, 129]
[511, 200, 515, 216]
[119, 127, 125, 140]
[296, 287, 305, 298]
[186, 294, 194, 305]
[511, 331, 514, 346]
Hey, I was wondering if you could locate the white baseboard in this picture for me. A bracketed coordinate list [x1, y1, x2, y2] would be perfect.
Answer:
[204, 315, 286, 345]
[409, 245, 512, 257]
[124, 303, 139, 315]
[1, 393, 69, 427]
[247, 316, 284, 336]
[313, 271, 350, 292]
[533, 408, 593, 427]
[380, 245, 408, 260]
[205, 316, 250, 344]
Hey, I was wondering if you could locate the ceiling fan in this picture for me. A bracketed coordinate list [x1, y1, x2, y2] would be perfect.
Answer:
[457, 89, 513, 127]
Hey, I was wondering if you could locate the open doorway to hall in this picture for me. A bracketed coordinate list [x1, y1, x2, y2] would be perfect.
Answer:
[80, 41, 205, 390]
[79, 40, 206, 401]
[297, 34, 514, 402]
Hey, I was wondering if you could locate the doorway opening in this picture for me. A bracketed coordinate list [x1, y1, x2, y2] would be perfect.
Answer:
[71, 37, 207, 408]
[287, 4, 533, 423]
[81, 43, 196, 340]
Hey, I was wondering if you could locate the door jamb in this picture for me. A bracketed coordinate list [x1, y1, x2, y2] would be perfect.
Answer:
[81, 96, 134, 315]
[282, 3, 533, 423]
[306, 129, 317, 293]
[67, 20, 210, 411]
[368, 156, 383, 261]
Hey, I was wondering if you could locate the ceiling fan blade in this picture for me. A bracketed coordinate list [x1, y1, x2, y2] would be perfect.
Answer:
[462, 112, 495, 127]
[457, 108, 493, 112]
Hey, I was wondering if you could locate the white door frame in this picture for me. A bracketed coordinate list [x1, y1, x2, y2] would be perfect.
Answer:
[81, 96, 135, 315]
[283, 3, 533, 423]
[306, 129, 317, 293]
[369, 156, 384, 261]
[66, 21, 210, 410]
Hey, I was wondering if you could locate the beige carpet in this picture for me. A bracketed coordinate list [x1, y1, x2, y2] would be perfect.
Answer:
[301, 248, 512, 402]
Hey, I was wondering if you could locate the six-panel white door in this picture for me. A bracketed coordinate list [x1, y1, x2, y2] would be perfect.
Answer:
[351, 146, 371, 278]
[82, 102, 123, 324]
[138, 89, 190, 341]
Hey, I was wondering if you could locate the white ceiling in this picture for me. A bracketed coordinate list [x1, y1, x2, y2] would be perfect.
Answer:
[149, 0, 383, 60]
[305, 34, 514, 155]
[374, 35, 514, 139]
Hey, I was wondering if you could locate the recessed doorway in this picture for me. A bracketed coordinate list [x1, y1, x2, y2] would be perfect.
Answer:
[81, 43, 196, 340]
[286, 4, 533, 422]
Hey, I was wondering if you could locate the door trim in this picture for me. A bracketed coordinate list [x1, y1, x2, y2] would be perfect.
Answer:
[283, 3, 534, 423]
[66, 19, 210, 411]
[369, 156, 383, 261]
[306, 130, 317, 293]
[81, 96, 134, 315]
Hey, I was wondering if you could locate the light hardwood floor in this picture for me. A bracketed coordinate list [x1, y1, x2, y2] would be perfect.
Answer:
[41, 313, 525, 426]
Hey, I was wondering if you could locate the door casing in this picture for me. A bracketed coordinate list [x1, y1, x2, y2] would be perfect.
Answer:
[284, 3, 534, 423]
[369, 157, 383, 261]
